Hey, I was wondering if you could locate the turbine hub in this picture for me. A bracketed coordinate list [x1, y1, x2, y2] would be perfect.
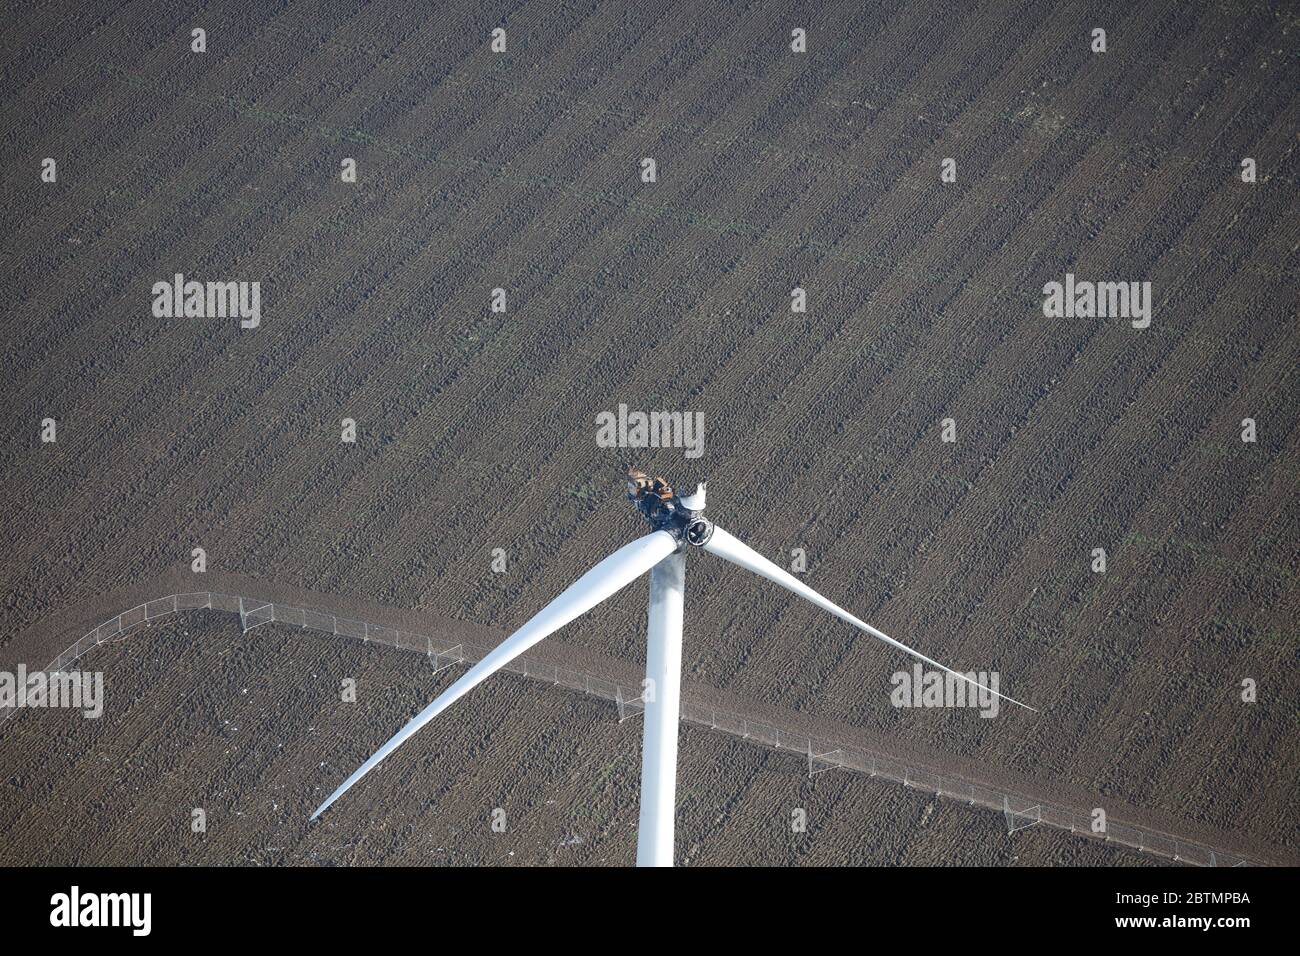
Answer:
[684, 517, 714, 547]
[626, 470, 708, 545]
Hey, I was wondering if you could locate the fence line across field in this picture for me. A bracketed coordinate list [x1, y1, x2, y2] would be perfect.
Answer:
[0, 590, 1257, 868]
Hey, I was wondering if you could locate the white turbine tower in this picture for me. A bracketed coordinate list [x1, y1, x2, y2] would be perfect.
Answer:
[310, 474, 1034, 865]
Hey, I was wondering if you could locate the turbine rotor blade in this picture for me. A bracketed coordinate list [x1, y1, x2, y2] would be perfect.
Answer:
[703, 526, 1036, 712]
[311, 529, 680, 820]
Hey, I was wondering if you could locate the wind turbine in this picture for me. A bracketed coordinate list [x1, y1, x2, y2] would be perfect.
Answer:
[310, 473, 1033, 865]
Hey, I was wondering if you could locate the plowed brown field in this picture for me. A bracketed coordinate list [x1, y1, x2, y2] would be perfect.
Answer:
[1, 0, 1296, 865]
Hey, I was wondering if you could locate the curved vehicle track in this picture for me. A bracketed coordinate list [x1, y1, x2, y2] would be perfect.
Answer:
[1, 570, 1290, 866]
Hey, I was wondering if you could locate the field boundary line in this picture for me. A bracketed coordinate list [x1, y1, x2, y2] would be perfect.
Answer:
[0, 590, 1273, 868]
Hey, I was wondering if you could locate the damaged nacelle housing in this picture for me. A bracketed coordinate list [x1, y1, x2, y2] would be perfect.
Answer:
[631, 479, 712, 548]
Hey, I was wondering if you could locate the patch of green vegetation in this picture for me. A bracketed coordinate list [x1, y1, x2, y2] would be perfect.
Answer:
[566, 479, 601, 504]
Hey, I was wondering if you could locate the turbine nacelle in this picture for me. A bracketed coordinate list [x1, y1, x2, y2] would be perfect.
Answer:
[676, 482, 706, 511]
[627, 470, 710, 547]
